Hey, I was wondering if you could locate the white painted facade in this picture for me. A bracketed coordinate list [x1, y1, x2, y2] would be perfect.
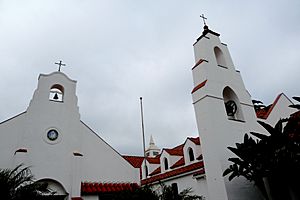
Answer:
[0, 72, 139, 200]
[191, 26, 264, 200]
[0, 23, 296, 200]
[160, 174, 208, 199]
[139, 137, 207, 199]
[191, 26, 295, 200]
[138, 25, 297, 200]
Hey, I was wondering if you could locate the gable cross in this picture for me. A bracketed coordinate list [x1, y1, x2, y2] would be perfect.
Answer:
[55, 60, 66, 72]
[200, 14, 207, 26]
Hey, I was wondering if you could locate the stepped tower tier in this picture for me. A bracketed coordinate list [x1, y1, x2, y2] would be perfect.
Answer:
[191, 25, 262, 200]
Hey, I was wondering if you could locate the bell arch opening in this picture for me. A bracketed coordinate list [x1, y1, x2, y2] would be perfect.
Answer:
[49, 84, 64, 102]
[223, 86, 244, 121]
[214, 46, 227, 67]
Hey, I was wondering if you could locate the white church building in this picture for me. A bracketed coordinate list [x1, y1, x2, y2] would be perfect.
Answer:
[0, 72, 140, 200]
[190, 24, 295, 200]
[0, 23, 296, 200]
[125, 24, 296, 200]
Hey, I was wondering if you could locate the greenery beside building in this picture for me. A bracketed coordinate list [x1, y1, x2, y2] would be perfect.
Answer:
[223, 97, 300, 200]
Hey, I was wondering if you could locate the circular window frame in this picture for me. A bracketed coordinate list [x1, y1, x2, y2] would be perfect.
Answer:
[47, 129, 59, 141]
[43, 127, 62, 145]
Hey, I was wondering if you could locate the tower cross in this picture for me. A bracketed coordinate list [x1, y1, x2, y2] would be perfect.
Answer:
[200, 14, 207, 26]
[55, 60, 66, 72]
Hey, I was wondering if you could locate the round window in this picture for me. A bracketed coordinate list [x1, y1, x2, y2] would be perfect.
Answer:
[47, 129, 59, 141]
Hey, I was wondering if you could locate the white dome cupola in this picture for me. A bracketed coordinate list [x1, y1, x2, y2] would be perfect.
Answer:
[145, 135, 160, 157]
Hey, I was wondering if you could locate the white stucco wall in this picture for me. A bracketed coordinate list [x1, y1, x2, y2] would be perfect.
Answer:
[80, 121, 140, 183]
[153, 174, 208, 199]
[0, 72, 139, 200]
[192, 30, 264, 200]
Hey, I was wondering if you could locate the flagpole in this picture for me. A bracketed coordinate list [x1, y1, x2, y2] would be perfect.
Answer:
[140, 97, 146, 159]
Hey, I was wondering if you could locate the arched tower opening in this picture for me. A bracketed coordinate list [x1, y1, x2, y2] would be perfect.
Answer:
[214, 46, 226, 67]
[49, 84, 64, 102]
[223, 86, 244, 121]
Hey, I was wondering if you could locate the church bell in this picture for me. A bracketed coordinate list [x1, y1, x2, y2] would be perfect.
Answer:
[53, 93, 59, 100]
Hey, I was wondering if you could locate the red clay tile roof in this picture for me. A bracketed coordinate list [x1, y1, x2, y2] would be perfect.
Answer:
[170, 157, 185, 169]
[81, 182, 139, 194]
[188, 137, 200, 145]
[146, 156, 160, 164]
[256, 106, 271, 119]
[141, 161, 204, 185]
[193, 169, 205, 177]
[123, 155, 144, 168]
[71, 198, 83, 200]
[191, 80, 207, 94]
[256, 93, 290, 119]
[149, 167, 161, 176]
[164, 144, 184, 156]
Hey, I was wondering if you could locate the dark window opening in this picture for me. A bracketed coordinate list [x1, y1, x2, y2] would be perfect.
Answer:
[188, 148, 195, 162]
[164, 158, 169, 170]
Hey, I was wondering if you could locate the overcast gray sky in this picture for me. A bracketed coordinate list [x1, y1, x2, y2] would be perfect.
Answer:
[0, 0, 299, 155]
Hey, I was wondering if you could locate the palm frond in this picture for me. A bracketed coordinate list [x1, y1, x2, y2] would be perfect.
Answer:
[250, 132, 268, 140]
[292, 96, 300, 102]
[257, 121, 281, 136]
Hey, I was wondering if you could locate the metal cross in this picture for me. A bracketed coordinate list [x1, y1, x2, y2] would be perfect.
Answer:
[55, 60, 66, 72]
[200, 14, 207, 26]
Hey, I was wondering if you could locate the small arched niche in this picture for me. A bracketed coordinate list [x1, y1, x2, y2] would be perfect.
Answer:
[49, 84, 64, 102]
[223, 86, 244, 121]
[164, 157, 169, 170]
[188, 147, 195, 162]
[214, 46, 227, 67]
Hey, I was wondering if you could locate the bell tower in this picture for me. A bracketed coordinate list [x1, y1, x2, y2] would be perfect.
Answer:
[191, 24, 262, 200]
